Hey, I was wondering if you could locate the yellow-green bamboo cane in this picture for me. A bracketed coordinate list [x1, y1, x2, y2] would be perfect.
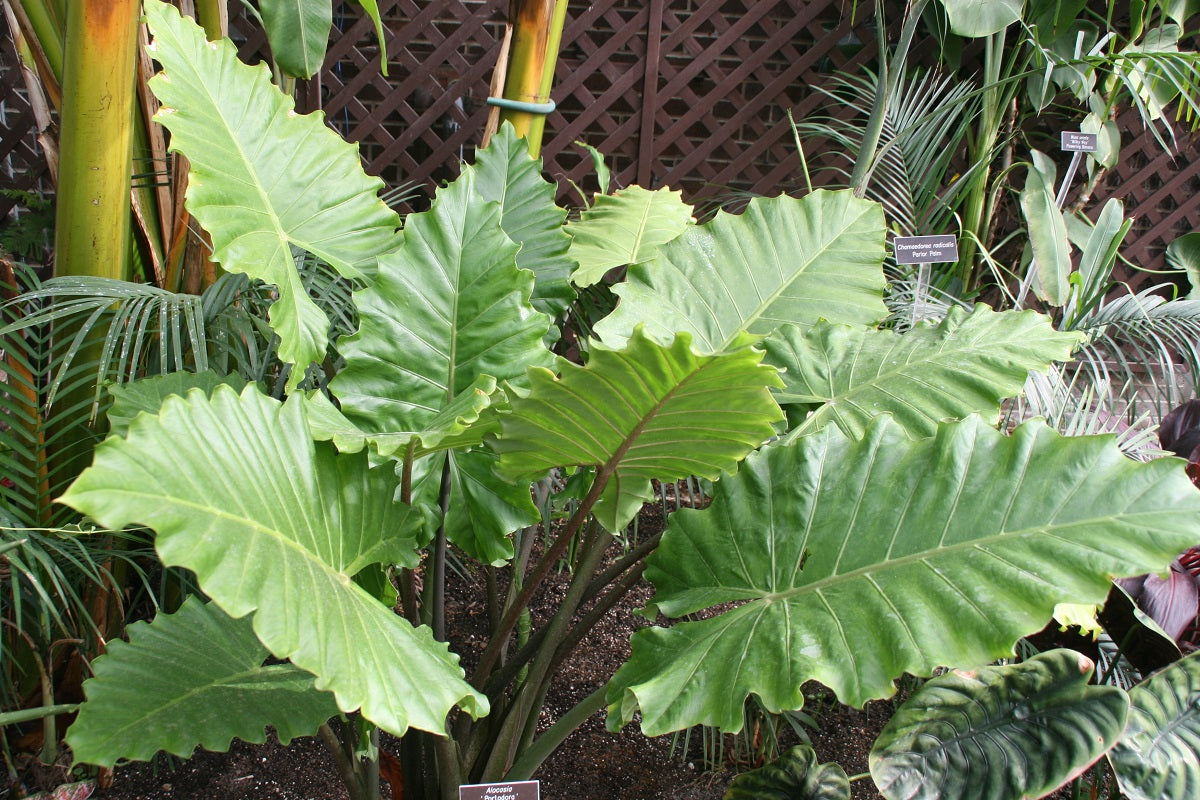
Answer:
[53, 0, 140, 281]
[497, 0, 569, 157]
[194, 0, 227, 42]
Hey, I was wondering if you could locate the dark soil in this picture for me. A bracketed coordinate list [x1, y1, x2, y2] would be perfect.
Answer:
[17, 503, 891, 800]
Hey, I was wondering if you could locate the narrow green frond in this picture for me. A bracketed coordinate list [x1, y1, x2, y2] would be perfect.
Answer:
[1069, 289, 1200, 416]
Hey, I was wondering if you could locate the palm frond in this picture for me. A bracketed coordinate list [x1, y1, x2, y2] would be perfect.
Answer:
[883, 261, 972, 332]
[795, 67, 981, 235]
[1, 524, 158, 714]
[1008, 366, 1163, 459]
[1067, 287, 1200, 419]
[201, 250, 361, 393]
[1106, 49, 1200, 149]
[0, 277, 209, 416]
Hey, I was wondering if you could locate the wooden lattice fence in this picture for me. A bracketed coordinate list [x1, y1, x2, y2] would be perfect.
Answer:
[0, 33, 51, 219]
[295, 0, 882, 202]
[2, 0, 1200, 287]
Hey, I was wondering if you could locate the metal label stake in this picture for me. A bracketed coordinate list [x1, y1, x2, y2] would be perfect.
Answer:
[893, 234, 959, 328]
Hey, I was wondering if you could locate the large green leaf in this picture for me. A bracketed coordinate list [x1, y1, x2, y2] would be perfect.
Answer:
[766, 305, 1082, 440]
[144, 0, 401, 378]
[326, 171, 551, 558]
[330, 171, 552, 447]
[724, 745, 850, 800]
[491, 329, 783, 531]
[1022, 151, 1071, 306]
[1110, 650, 1200, 800]
[567, 186, 693, 287]
[106, 371, 249, 438]
[593, 191, 887, 352]
[870, 649, 1129, 800]
[68, 598, 339, 767]
[607, 416, 1200, 734]
[60, 386, 487, 736]
[938, 0, 1022, 37]
[471, 124, 577, 317]
[259, 0, 332, 79]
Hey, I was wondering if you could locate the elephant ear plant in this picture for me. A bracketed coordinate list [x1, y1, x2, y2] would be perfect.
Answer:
[59, 3, 1200, 799]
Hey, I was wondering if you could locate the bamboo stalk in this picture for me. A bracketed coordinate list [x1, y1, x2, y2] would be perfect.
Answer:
[53, 0, 140, 282]
[495, 0, 569, 156]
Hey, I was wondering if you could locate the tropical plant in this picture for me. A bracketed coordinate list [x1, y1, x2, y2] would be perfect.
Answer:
[50, 6, 1200, 800]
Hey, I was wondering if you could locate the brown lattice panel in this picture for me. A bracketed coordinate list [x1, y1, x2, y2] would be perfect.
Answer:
[0, 34, 52, 220]
[3, 0, 1200, 278]
[1102, 106, 1200, 293]
[295, 0, 884, 206]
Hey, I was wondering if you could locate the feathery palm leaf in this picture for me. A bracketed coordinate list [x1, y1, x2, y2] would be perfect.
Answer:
[0, 277, 208, 412]
[882, 261, 972, 332]
[1102, 47, 1200, 149]
[1009, 366, 1163, 458]
[1067, 288, 1200, 418]
[797, 68, 980, 235]
[1, 525, 156, 717]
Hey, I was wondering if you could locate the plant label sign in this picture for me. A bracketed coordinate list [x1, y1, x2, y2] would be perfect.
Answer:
[459, 780, 540, 800]
[893, 235, 959, 265]
[1061, 131, 1098, 152]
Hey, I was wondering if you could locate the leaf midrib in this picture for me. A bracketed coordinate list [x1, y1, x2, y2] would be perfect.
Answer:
[715, 201, 879, 349]
[721, 515, 1150, 605]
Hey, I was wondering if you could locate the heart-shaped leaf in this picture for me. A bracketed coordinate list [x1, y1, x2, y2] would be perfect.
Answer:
[607, 416, 1200, 734]
[61, 386, 487, 736]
